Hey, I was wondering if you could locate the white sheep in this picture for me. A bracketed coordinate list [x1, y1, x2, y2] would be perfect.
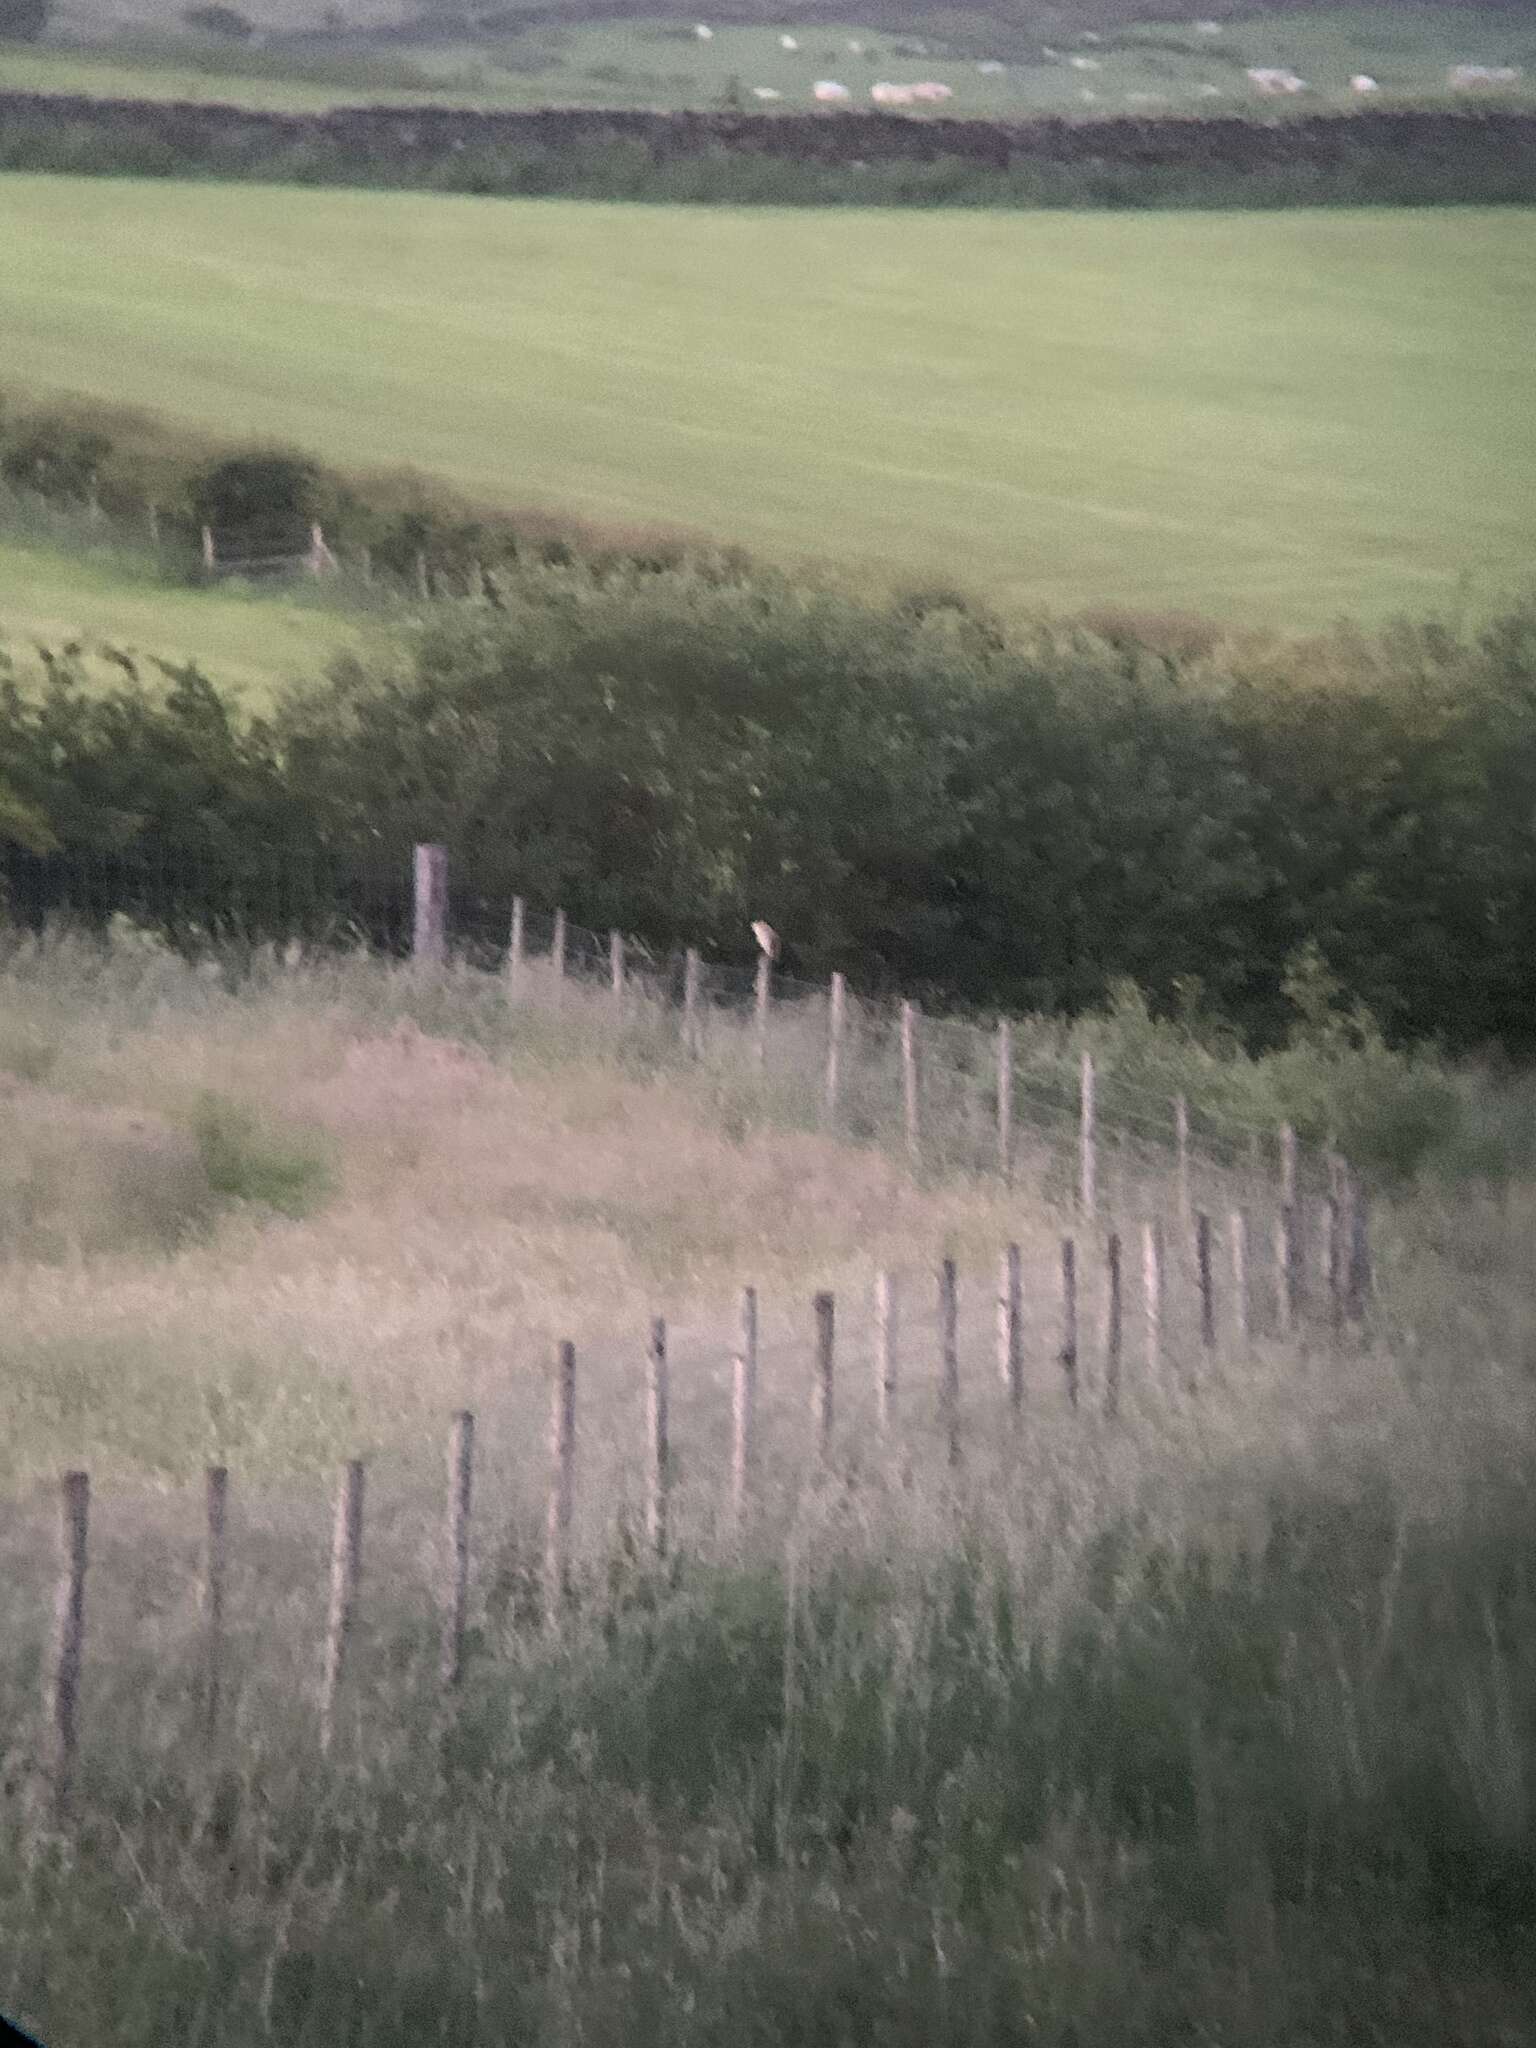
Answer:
[779, 34, 798, 50]
[813, 79, 851, 101]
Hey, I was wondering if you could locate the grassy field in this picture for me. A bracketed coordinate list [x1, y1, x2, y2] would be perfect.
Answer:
[0, 934, 1534, 2044]
[0, 534, 365, 703]
[13, 6, 1535, 116]
[3, 176, 1532, 627]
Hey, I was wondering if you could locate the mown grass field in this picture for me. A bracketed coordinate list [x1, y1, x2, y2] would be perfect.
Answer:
[3, 174, 1532, 626]
[0, 535, 364, 703]
[12, 5, 1536, 116]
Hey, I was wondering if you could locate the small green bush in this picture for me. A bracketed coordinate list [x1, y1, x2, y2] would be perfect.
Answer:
[189, 1090, 331, 1218]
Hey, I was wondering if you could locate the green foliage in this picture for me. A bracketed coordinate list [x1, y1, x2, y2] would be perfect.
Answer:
[4, 583, 1536, 1073]
[189, 1088, 331, 1216]
[0, 412, 113, 500]
[0, 0, 47, 39]
[187, 447, 327, 548]
[181, 2, 253, 37]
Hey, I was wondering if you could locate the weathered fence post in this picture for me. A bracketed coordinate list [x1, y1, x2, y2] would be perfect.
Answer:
[1346, 1168, 1373, 1322]
[996, 1018, 1013, 1185]
[645, 1318, 670, 1559]
[1079, 1052, 1097, 1218]
[506, 896, 526, 1001]
[202, 1465, 229, 1743]
[753, 953, 772, 1067]
[1060, 1239, 1079, 1409]
[201, 524, 216, 572]
[813, 1292, 835, 1460]
[875, 1270, 898, 1429]
[824, 972, 846, 1125]
[899, 1001, 920, 1167]
[939, 1257, 960, 1467]
[1175, 1095, 1191, 1231]
[1195, 1212, 1216, 1357]
[412, 844, 448, 968]
[550, 907, 567, 1005]
[683, 948, 702, 1056]
[146, 501, 160, 548]
[441, 1412, 474, 1692]
[997, 1242, 1023, 1409]
[415, 550, 430, 602]
[1326, 1185, 1345, 1336]
[1104, 1232, 1123, 1420]
[320, 1460, 365, 1755]
[609, 930, 625, 1016]
[1142, 1219, 1164, 1374]
[731, 1287, 758, 1524]
[1229, 1207, 1251, 1349]
[545, 1342, 577, 1621]
[1278, 1204, 1304, 1332]
[47, 1471, 90, 1815]
[1279, 1123, 1298, 1211]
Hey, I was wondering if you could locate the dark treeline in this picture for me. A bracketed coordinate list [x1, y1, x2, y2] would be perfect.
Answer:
[4, 569, 1534, 1056]
[3, 93, 1535, 207]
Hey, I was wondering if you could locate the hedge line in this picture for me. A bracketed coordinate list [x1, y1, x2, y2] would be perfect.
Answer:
[3, 94, 1535, 207]
[4, 570, 1535, 1059]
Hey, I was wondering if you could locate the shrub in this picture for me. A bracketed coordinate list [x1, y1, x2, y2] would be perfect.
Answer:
[0, 0, 48, 40]
[186, 448, 328, 549]
[181, 2, 254, 36]
[188, 1090, 332, 1217]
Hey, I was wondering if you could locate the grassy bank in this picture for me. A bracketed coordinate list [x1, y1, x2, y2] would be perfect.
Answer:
[2, 178, 1531, 625]
[0, 930, 1532, 2045]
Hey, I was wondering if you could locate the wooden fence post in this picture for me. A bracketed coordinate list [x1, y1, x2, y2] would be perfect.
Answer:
[1079, 1052, 1097, 1218]
[1346, 1169, 1373, 1322]
[1142, 1219, 1164, 1374]
[683, 948, 702, 1056]
[609, 930, 625, 1015]
[550, 907, 567, 1005]
[1326, 1187, 1345, 1336]
[415, 550, 430, 602]
[412, 844, 448, 968]
[939, 1257, 960, 1467]
[1280, 1123, 1298, 1211]
[813, 1292, 835, 1459]
[731, 1287, 758, 1524]
[1229, 1208, 1250, 1349]
[1060, 1239, 1079, 1409]
[875, 1270, 898, 1429]
[645, 1318, 670, 1559]
[506, 896, 526, 1001]
[146, 501, 160, 548]
[1175, 1095, 1191, 1231]
[1278, 1204, 1303, 1332]
[202, 1465, 229, 1744]
[899, 1001, 920, 1167]
[824, 972, 846, 1125]
[754, 953, 772, 1067]
[996, 1018, 1013, 1185]
[1195, 1212, 1216, 1357]
[545, 1342, 577, 1620]
[1104, 1232, 1123, 1420]
[47, 1471, 89, 1815]
[201, 524, 215, 572]
[442, 1412, 474, 1692]
[997, 1242, 1023, 1409]
[320, 1460, 365, 1756]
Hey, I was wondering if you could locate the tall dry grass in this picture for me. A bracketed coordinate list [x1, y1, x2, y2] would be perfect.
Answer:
[0, 926, 1532, 2045]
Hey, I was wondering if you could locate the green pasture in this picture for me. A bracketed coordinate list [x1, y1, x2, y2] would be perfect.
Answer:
[9, 6, 1535, 117]
[0, 535, 362, 703]
[1, 175, 1532, 625]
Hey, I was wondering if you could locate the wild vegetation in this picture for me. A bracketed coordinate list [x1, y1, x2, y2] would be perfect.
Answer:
[0, 931, 1534, 2047]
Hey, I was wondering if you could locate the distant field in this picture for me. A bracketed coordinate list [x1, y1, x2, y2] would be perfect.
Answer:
[1, 175, 1532, 625]
[10, 6, 1535, 116]
[0, 537, 363, 703]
